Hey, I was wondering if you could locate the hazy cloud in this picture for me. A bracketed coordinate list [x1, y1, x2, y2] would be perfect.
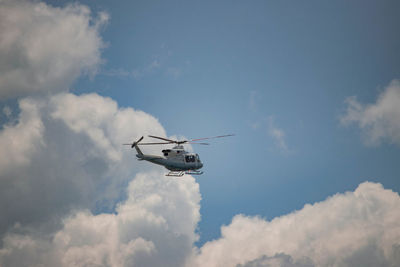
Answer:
[166, 67, 182, 79]
[131, 58, 162, 80]
[192, 182, 400, 267]
[267, 116, 290, 153]
[103, 58, 164, 80]
[102, 68, 132, 77]
[0, 0, 108, 99]
[340, 79, 400, 146]
[104, 48, 187, 81]
[249, 91, 257, 111]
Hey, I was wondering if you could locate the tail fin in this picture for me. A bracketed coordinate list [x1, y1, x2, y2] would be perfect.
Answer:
[132, 136, 144, 156]
[123, 136, 144, 156]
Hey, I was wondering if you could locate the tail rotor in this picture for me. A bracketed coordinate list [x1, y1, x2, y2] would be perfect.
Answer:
[132, 136, 144, 148]
[123, 136, 144, 148]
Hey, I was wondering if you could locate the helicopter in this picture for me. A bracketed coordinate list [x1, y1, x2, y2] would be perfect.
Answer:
[124, 134, 234, 177]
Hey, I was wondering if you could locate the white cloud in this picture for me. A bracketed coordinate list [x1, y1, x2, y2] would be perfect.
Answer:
[1, 98, 399, 267]
[0, 92, 203, 267]
[2, 106, 12, 118]
[0, 0, 108, 99]
[0, 171, 201, 267]
[0, 92, 167, 237]
[0, 1, 203, 266]
[191, 182, 400, 267]
[0, 98, 44, 172]
[267, 116, 290, 153]
[340, 80, 400, 146]
[1, 1, 399, 267]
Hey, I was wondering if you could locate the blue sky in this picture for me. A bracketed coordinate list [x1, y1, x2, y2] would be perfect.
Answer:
[68, 0, 400, 244]
[1, 0, 400, 266]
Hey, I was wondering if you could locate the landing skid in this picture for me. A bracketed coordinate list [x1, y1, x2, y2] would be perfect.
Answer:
[185, 170, 203, 175]
[166, 171, 185, 177]
[166, 170, 204, 177]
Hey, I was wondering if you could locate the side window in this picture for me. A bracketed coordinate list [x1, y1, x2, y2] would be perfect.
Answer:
[185, 155, 195, 162]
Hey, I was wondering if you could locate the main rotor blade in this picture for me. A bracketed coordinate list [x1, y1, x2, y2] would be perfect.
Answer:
[139, 142, 174, 145]
[148, 135, 177, 143]
[188, 142, 209, 145]
[147, 133, 234, 144]
[190, 134, 235, 142]
[123, 142, 173, 146]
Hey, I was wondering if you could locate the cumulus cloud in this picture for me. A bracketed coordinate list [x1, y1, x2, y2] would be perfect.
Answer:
[0, 92, 166, 237]
[340, 80, 400, 146]
[191, 182, 400, 267]
[0, 0, 108, 99]
[0, 171, 201, 267]
[1, 99, 399, 267]
[0, 1, 202, 266]
[1, 1, 399, 267]
[2, 106, 12, 118]
[238, 253, 314, 267]
[0, 98, 44, 173]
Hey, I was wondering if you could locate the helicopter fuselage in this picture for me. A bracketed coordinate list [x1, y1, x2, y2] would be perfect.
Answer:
[135, 145, 203, 171]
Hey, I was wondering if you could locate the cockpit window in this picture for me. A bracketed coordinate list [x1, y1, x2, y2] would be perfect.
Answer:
[185, 155, 195, 162]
